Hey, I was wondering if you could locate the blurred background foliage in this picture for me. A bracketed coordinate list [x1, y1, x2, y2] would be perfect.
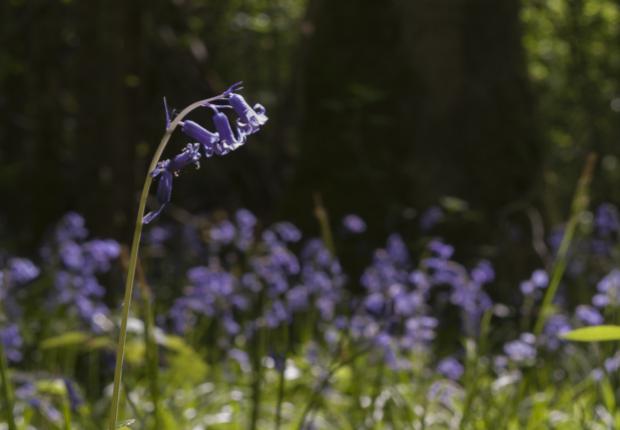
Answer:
[1, 0, 619, 285]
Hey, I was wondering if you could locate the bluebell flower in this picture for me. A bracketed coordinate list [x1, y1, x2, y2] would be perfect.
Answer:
[229, 348, 251, 373]
[234, 209, 257, 250]
[45, 214, 119, 332]
[229, 93, 268, 135]
[0, 324, 23, 362]
[428, 239, 454, 259]
[403, 316, 437, 346]
[394, 291, 423, 316]
[59, 241, 84, 270]
[428, 381, 461, 407]
[63, 378, 83, 412]
[593, 269, 620, 308]
[144, 143, 201, 224]
[520, 269, 548, 296]
[213, 110, 246, 154]
[264, 300, 289, 328]
[144, 225, 173, 255]
[222, 314, 241, 335]
[272, 222, 302, 243]
[8, 258, 40, 284]
[595, 203, 620, 236]
[604, 352, 620, 373]
[470, 260, 494, 285]
[236, 208, 257, 231]
[210, 220, 237, 246]
[575, 305, 603, 326]
[181, 120, 220, 157]
[543, 314, 571, 350]
[437, 357, 464, 380]
[364, 292, 386, 316]
[54, 212, 89, 242]
[504, 333, 536, 364]
[387, 234, 409, 265]
[419, 206, 444, 231]
[83, 239, 120, 272]
[286, 285, 309, 312]
[531, 269, 548, 288]
[342, 214, 367, 234]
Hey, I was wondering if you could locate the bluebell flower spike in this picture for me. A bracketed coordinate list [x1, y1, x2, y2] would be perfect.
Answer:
[145, 83, 267, 224]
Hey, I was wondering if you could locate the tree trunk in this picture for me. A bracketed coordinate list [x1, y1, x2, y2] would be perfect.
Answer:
[293, 0, 542, 227]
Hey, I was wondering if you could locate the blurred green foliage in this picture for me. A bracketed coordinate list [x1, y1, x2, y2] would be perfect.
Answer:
[523, 0, 620, 216]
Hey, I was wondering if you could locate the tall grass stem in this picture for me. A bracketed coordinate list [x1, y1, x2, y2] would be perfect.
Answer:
[533, 153, 597, 336]
[0, 338, 17, 430]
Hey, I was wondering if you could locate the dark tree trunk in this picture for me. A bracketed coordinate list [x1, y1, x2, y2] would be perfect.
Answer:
[292, 0, 542, 228]
[75, 0, 144, 240]
[291, 0, 543, 287]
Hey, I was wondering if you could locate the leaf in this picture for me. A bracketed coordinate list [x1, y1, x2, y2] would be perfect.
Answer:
[560, 325, 620, 342]
[41, 332, 89, 349]
[41, 332, 112, 351]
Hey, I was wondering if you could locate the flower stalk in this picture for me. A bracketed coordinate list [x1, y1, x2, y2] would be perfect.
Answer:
[0, 336, 17, 430]
[108, 87, 264, 429]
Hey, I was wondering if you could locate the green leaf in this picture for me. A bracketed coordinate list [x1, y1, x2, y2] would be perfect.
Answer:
[560, 325, 620, 342]
[41, 332, 112, 350]
[41, 332, 89, 349]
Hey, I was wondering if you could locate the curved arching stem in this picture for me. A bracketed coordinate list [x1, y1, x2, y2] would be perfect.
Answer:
[108, 94, 226, 430]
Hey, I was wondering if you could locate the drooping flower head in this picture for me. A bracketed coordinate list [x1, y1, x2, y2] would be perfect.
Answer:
[144, 84, 268, 224]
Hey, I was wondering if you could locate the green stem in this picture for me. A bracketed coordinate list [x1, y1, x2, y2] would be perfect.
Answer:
[533, 153, 596, 336]
[249, 291, 266, 430]
[296, 346, 371, 430]
[107, 93, 227, 430]
[313, 193, 336, 255]
[0, 338, 17, 430]
[143, 294, 161, 429]
[274, 325, 288, 430]
[62, 389, 72, 430]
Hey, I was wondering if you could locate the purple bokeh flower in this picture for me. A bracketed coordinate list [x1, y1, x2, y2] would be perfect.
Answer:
[575, 305, 603, 326]
[504, 333, 536, 364]
[342, 214, 367, 234]
[0, 324, 23, 362]
[520, 269, 548, 296]
[419, 206, 444, 232]
[8, 258, 40, 285]
[593, 269, 620, 308]
[437, 357, 464, 380]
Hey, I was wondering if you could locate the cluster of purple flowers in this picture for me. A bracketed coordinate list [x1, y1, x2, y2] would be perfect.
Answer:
[41, 212, 120, 332]
[4, 199, 620, 412]
[354, 234, 437, 368]
[144, 84, 268, 224]
[422, 239, 494, 336]
[1, 213, 122, 364]
[503, 333, 537, 365]
[169, 210, 346, 348]
[519, 269, 549, 296]
[1, 256, 40, 362]
[593, 269, 620, 308]
[164, 209, 507, 373]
